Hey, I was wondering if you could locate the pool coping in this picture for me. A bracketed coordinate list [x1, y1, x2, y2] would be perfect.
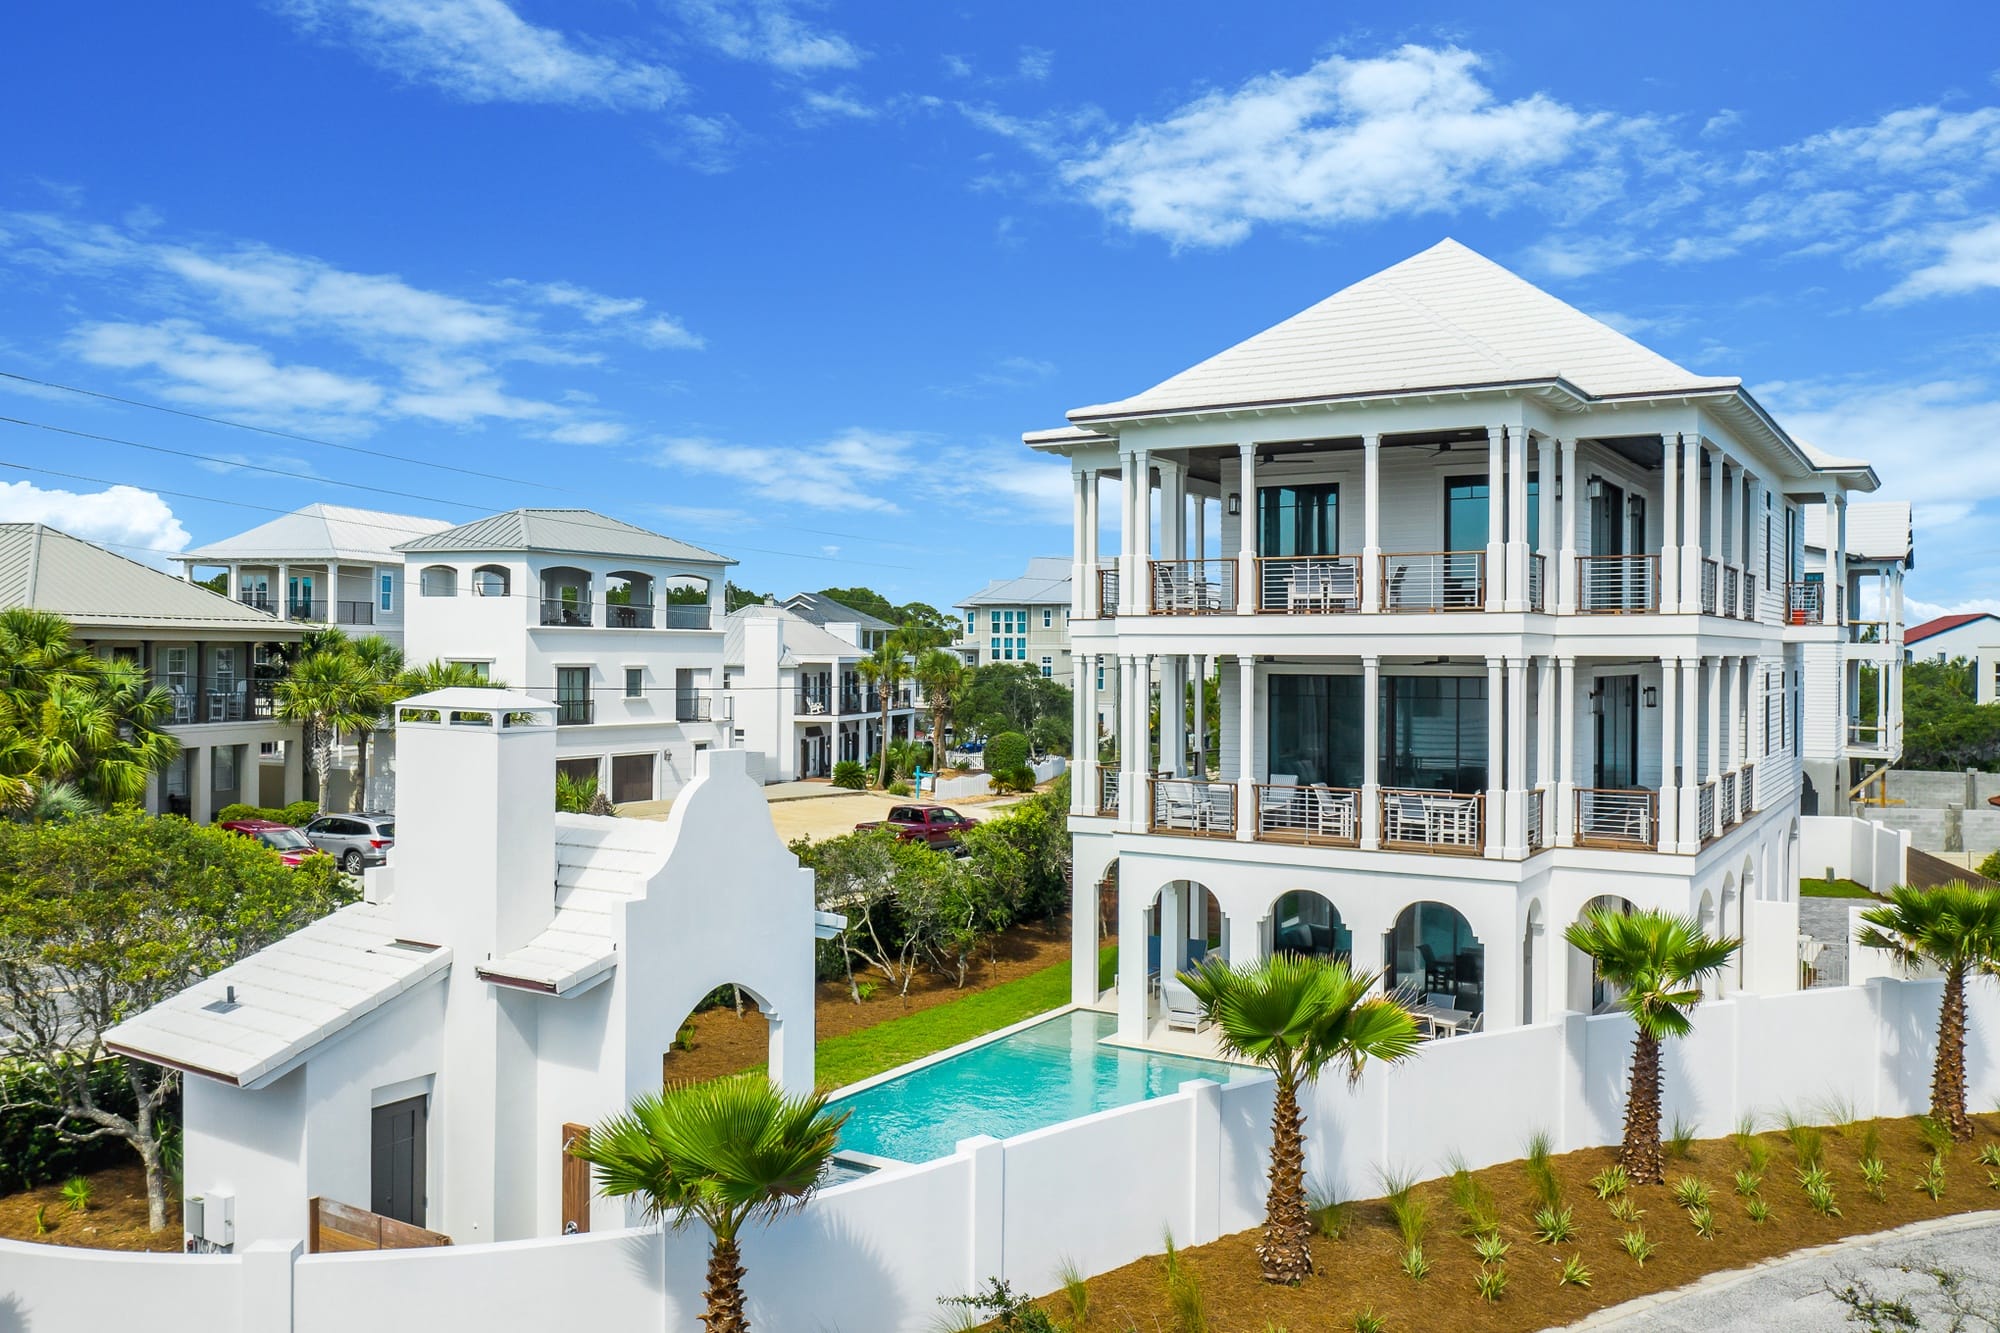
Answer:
[826, 1002, 1083, 1101]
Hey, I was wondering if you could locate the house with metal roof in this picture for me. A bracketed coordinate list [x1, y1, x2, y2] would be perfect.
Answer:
[781, 590, 897, 652]
[724, 601, 918, 781]
[106, 688, 835, 1249]
[0, 522, 305, 819]
[175, 503, 453, 649]
[1906, 612, 2000, 705]
[954, 556, 1074, 674]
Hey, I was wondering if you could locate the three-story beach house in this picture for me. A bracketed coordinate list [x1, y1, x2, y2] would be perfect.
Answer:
[1035, 239, 1889, 1044]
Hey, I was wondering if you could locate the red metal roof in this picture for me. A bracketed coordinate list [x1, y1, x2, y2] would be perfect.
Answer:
[1905, 612, 1999, 645]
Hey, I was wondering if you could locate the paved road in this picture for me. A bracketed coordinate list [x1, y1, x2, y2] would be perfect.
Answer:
[1564, 1214, 2000, 1332]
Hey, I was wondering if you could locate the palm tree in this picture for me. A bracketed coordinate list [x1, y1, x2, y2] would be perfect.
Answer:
[342, 635, 404, 811]
[572, 1079, 846, 1333]
[912, 647, 965, 782]
[0, 608, 179, 810]
[394, 658, 509, 694]
[274, 648, 380, 808]
[1180, 954, 1421, 1284]
[856, 632, 911, 788]
[1857, 882, 2000, 1141]
[1563, 908, 1739, 1183]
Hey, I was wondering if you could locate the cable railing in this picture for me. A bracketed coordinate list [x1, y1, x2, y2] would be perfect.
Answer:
[1258, 555, 1361, 614]
[1575, 788, 1657, 849]
[1722, 566, 1741, 619]
[1576, 554, 1659, 613]
[1528, 554, 1547, 612]
[1149, 559, 1237, 614]
[1700, 559, 1719, 615]
[1149, 778, 1237, 837]
[1253, 783, 1359, 846]
[1741, 762, 1756, 814]
[1742, 573, 1759, 622]
[1380, 551, 1485, 612]
[161, 675, 278, 725]
[1785, 581, 1824, 625]
[1698, 781, 1717, 842]
[675, 692, 713, 723]
[1378, 788, 1483, 854]
[1095, 564, 1119, 618]
[1721, 770, 1738, 828]
[1097, 768, 1120, 816]
[1527, 787, 1546, 850]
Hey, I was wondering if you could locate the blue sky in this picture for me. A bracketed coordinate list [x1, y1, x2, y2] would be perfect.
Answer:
[2, 2, 1998, 621]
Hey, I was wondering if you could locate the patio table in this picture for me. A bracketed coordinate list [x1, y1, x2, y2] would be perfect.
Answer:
[1416, 1003, 1470, 1037]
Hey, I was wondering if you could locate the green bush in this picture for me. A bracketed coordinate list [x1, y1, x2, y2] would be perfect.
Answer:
[0, 1060, 146, 1191]
[1978, 848, 2000, 883]
[213, 801, 320, 827]
[984, 731, 1030, 777]
[831, 760, 868, 790]
[886, 779, 913, 796]
[988, 766, 1037, 794]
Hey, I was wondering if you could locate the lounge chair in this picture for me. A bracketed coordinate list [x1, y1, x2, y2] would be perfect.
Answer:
[1162, 976, 1205, 1032]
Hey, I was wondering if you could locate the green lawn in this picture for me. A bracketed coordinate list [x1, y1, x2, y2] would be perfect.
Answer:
[1801, 877, 1877, 898]
[817, 944, 1114, 1091]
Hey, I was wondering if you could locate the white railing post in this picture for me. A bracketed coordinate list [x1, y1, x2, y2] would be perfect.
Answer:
[1236, 443, 1259, 615]
[1361, 432, 1382, 615]
[1485, 427, 1505, 612]
[963, 1135, 1005, 1289]
[1361, 655, 1381, 850]
[1556, 438, 1578, 614]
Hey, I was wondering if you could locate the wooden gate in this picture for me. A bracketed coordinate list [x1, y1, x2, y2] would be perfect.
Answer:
[307, 1197, 451, 1252]
[561, 1122, 591, 1235]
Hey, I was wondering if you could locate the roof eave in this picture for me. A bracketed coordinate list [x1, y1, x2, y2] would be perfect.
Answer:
[1063, 376, 1607, 430]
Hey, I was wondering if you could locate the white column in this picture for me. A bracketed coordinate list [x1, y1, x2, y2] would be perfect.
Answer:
[1235, 654, 1257, 844]
[1682, 439, 1704, 612]
[1192, 654, 1208, 780]
[1157, 458, 1185, 574]
[1705, 656, 1723, 785]
[1707, 448, 1725, 611]
[1116, 867, 1148, 1039]
[1116, 655, 1135, 826]
[1534, 656, 1555, 845]
[1555, 656, 1577, 845]
[1192, 488, 1206, 563]
[1071, 469, 1089, 620]
[1660, 432, 1680, 611]
[190, 745, 213, 824]
[1485, 656, 1504, 855]
[1505, 427, 1530, 611]
[276, 562, 290, 621]
[1723, 460, 1741, 590]
[1485, 426, 1505, 611]
[1536, 435, 1556, 612]
[1557, 438, 1579, 614]
[1163, 655, 1187, 777]
[1083, 469, 1101, 616]
[1361, 655, 1381, 849]
[1362, 433, 1383, 614]
[1236, 443, 1259, 615]
[1832, 491, 1849, 624]
[1679, 658, 1702, 851]
[1505, 656, 1529, 856]
[1658, 657, 1679, 853]
[1072, 657, 1091, 816]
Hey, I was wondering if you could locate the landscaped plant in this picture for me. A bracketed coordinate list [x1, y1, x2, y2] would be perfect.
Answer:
[1731, 1112, 1759, 1157]
[1161, 1231, 1210, 1333]
[572, 1077, 846, 1333]
[1398, 1245, 1431, 1280]
[939, 1278, 1062, 1333]
[1744, 1197, 1771, 1223]
[1671, 1176, 1711, 1212]
[1559, 1255, 1593, 1288]
[1056, 1257, 1089, 1328]
[1798, 1164, 1842, 1216]
[1531, 1203, 1577, 1244]
[1523, 1130, 1563, 1209]
[1781, 1112, 1824, 1168]
[1589, 1164, 1630, 1200]
[1180, 954, 1421, 1284]
[1618, 1229, 1657, 1265]
[1734, 1168, 1763, 1197]
[1917, 1115, 1956, 1158]
[1446, 1151, 1497, 1235]
[1473, 1264, 1507, 1303]
[1688, 1204, 1717, 1238]
[1978, 1144, 2000, 1168]
[1916, 1155, 1947, 1201]
[1742, 1134, 1772, 1174]
[831, 759, 867, 790]
[1860, 1155, 1889, 1200]
[1474, 1232, 1510, 1264]
[1857, 882, 2000, 1141]
[32, 1203, 52, 1236]
[1349, 1311, 1386, 1333]
[1381, 1168, 1429, 1253]
[1666, 1115, 1697, 1159]
[1564, 909, 1739, 1184]
[1308, 1187, 1352, 1241]
[1608, 1196, 1644, 1225]
[59, 1173, 91, 1213]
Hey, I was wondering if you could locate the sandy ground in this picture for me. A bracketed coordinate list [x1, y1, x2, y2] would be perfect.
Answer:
[619, 784, 1036, 844]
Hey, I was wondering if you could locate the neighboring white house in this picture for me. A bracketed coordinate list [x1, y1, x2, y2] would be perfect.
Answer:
[1032, 237, 1893, 1045]
[1904, 612, 2000, 703]
[175, 503, 453, 650]
[1798, 500, 1913, 811]
[395, 509, 735, 805]
[0, 523, 306, 819]
[725, 600, 916, 781]
[781, 590, 899, 653]
[105, 689, 835, 1250]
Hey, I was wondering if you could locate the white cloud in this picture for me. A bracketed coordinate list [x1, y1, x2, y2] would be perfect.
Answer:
[794, 87, 876, 125]
[1762, 375, 2000, 511]
[636, 314, 705, 350]
[1016, 47, 1052, 82]
[1877, 216, 2000, 303]
[1700, 109, 1741, 139]
[674, 0, 860, 73]
[279, 0, 680, 108]
[69, 320, 385, 415]
[941, 54, 972, 80]
[547, 420, 629, 445]
[656, 112, 745, 174]
[527, 280, 646, 322]
[0, 481, 190, 564]
[654, 428, 916, 513]
[1044, 46, 1612, 248]
[508, 278, 706, 348]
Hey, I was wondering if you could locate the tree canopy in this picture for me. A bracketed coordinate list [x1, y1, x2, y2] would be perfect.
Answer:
[1901, 658, 2000, 771]
[816, 587, 961, 638]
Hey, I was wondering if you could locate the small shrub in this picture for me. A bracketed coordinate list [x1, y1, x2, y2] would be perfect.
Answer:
[1607, 1197, 1644, 1225]
[885, 779, 912, 796]
[1799, 1165, 1841, 1216]
[938, 1278, 1062, 1333]
[60, 1174, 91, 1214]
[1744, 1135, 1772, 1174]
[1380, 1168, 1428, 1250]
[1161, 1233, 1209, 1333]
[1734, 1168, 1763, 1197]
[984, 731, 1031, 777]
[1916, 1155, 1947, 1201]
[1618, 1229, 1657, 1266]
[1474, 1265, 1508, 1303]
[1985, 1169, 2000, 1193]
[831, 760, 867, 790]
[1816, 1095, 1859, 1135]
[1531, 1203, 1577, 1244]
[1688, 1204, 1717, 1238]
[1399, 1245, 1431, 1280]
[1559, 1255, 1593, 1288]
[1860, 1156, 1888, 1200]
[1056, 1257, 1089, 1328]
[31, 1204, 52, 1236]
[1445, 1152, 1497, 1236]
[1523, 1131, 1563, 1209]
[1979, 848, 2000, 881]
[1309, 1188, 1353, 1241]
[1666, 1115, 1697, 1159]
[1350, 1312, 1386, 1333]
[1589, 1164, 1630, 1200]
[1732, 1112, 1759, 1158]
[673, 1020, 695, 1052]
[1976, 1144, 2000, 1169]
[1860, 1123, 1883, 1163]
[1917, 1116, 1955, 1158]
[1473, 1232, 1510, 1264]
[1745, 1197, 1771, 1223]
[1671, 1176, 1711, 1212]
[1783, 1114, 1824, 1168]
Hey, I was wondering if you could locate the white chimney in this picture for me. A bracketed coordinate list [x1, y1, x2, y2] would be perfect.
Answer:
[388, 689, 558, 955]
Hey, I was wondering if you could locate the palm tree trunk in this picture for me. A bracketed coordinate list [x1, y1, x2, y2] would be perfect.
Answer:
[1258, 1073, 1313, 1284]
[1934, 962, 1972, 1141]
[703, 1236, 750, 1333]
[351, 729, 369, 812]
[876, 697, 891, 787]
[1620, 1028, 1665, 1184]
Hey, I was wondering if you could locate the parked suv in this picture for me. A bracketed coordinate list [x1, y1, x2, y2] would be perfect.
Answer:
[219, 819, 324, 868]
[303, 812, 396, 873]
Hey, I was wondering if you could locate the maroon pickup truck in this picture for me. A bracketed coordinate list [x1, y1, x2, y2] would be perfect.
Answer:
[855, 804, 979, 850]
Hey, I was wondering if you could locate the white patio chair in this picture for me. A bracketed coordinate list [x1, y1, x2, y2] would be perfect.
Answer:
[1325, 562, 1359, 610]
[1161, 976, 1206, 1032]
[1386, 793, 1429, 843]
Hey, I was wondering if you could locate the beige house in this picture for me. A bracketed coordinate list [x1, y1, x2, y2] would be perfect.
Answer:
[956, 556, 1075, 678]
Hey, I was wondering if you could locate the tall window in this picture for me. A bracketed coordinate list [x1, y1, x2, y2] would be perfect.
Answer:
[1039, 655, 1053, 678]
[1258, 482, 1339, 556]
[988, 608, 1026, 661]
[378, 572, 394, 612]
[1266, 674, 1363, 787]
[1042, 607, 1052, 628]
[555, 667, 591, 725]
[420, 565, 457, 597]
[1382, 675, 1487, 792]
[625, 667, 644, 699]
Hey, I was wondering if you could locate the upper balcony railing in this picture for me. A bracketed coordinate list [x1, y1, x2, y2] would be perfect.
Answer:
[1577, 555, 1658, 613]
[1848, 621, 1889, 645]
[1527, 787, 1546, 850]
[1379, 787, 1482, 854]
[1094, 564, 1119, 618]
[1149, 778, 1237, 838]
[1576, 787, 1657, 849]
[1848, 720, 1891, 748]
[675, 692, 713, 723]
[1742, 573, 1759, 623]
[1700, 559, 1719, 616]
[1528, 554, 1546, 613]
[1149, 560, 1237, 615]
[1697, 781, 1718, 842]
[161, 674, 278, 725]
[1253, 782, 1359, 847]
[237, 591, 273, 613]
[1720, 770, 1739, 828]
[541, 598, 592, 628]
[1097, 768, 1121, 816]
[1259, 556, 1361, 614]
[1785, 581, 1827, 626]
[538, 599, 713, 629]
[1380, 552, 1484, 613]
[1722, 566, 1741, 620]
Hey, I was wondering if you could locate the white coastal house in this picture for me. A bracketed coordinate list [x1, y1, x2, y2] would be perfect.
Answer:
[780, 590, 900, 654]
[394, 509, 735, 805]
[175, 503, 453, 649]
[1035, 238, 1896, 1045]
[1904, 612, 2000, 704]
[0, 523, 306, 819]
[105, 688, 834, 1250]
[725, 600, 917, 781]
[1799, 501, 1913, 811]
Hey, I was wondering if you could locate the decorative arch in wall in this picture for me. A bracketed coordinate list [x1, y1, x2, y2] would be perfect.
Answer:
[1523, 899, 1546, 1026]
[1569, 894, 1636, 1014]
[471, 564, 510, 597]
[1267, 889, 1351, 963]
[1386, 901, 1484, 1018]
[419, 564, 458, 597]
[661, 979, 780, 1085]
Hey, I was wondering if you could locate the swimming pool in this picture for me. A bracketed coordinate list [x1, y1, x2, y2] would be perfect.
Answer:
[831, 1009, 1256, 1164]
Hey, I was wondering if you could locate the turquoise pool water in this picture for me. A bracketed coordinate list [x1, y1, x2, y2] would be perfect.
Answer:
[832, 1009, 1255, 1164]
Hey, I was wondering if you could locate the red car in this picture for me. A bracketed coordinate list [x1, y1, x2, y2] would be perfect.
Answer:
[855, 805, 979, 851]
[220, 819, 325, 868]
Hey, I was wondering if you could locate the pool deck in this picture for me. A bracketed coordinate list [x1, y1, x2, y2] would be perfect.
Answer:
[1085, 989, 1263, 1066]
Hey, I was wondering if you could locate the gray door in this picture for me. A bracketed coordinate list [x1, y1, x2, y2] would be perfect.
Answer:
[371, 1095, 427, 1225]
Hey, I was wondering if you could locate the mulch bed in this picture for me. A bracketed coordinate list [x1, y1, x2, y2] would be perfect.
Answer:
[0, 1163, 180, 1252]
[661, 918, 1073, 1083]
[1064, 1114, 2000, 1332]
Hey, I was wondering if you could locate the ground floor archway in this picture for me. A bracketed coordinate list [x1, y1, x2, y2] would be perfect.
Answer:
[1570, 894, 1636, 1013]
[1269, 889, 1351, 963]
[1386, 901, 1485, 1019]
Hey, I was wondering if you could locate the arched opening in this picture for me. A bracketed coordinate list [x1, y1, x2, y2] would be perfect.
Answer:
[1386, 902, 1484, 1023]
[1523, 900, 1546, 1026]
[1269, 890, 1350, 963]
[1570, 894, 1636, 1014]
[605, 570, 657, 628]
[661, 574, 715, 629]
[419, 564, 458, 598]
[1147, 879, 1217, 1030]
[471, 564, 510, 597]
[661, 981, 776, 1084]
[540, 566, 593, 626]
[1698, 888, 1721, 998]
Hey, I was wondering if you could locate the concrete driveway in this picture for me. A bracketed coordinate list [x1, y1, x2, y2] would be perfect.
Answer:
[1562, 1212, 2000, 1332]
